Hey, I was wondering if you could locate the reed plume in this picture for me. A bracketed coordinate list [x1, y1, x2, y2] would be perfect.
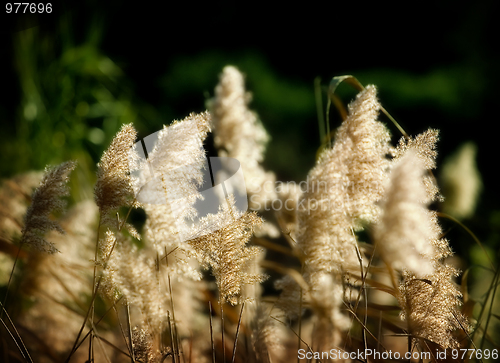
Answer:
[374, 150, 436, 277]
[139, 112, 212, 348]
[210, 65, 276, 210]
[400, 264, 468, 349]
[141, 111, 211, 246]
[277, 86, 392, 345]
[297, 85, 391, 275]
[394, 130, 469, 349]
[188, 195, 265, 305]
[101, 232, 167, 334]
[94, 123, 139, 216]
[21, 161, 76, 253]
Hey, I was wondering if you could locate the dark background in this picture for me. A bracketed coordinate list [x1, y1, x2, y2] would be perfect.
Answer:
[1, 1, 499, 263]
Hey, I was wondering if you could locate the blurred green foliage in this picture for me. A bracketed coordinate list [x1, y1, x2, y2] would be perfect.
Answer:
[1, 20, 160, 200]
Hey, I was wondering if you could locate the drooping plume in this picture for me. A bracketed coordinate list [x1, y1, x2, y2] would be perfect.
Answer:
[21, 161, 76, 253]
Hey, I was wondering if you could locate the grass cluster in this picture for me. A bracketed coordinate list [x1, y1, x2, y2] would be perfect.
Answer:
[0, 67, 497, 363]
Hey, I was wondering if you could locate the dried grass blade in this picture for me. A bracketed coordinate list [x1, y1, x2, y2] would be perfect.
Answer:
[0, 305, 34, 363]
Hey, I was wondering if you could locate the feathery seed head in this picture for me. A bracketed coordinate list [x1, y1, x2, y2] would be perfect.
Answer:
[134, 112, 210, 205]
[278, 85, 392, 337]
[132, 327, 156, 362]
[375, 150, 436, 277]
[297, 85, 391, 275]
[139, 111, 212, 246]
[399, 264, 469, 348]
[211, 66, 268, 161]
[21, 161, 76, 253]
[101, 234, 168, 333]
[251, 305, 285, 361]
[211, 66, 276, 210]
[144, 111, 210, 178]
[391, 130, 469, 348]
[188, 195, 265, 305]
[394, 128, 442, 205]
[395, 128, 439, 170]
[98, 229, 116, 265]
[95, 123, 139, 214]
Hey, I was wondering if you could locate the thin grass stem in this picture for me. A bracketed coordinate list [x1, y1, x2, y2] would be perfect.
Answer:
[0, 303, 34, 363]
[231, 302, 244, 363]
[0, 317, 32, 363]
[221, 302, 225, 363]
[126, 301, 135, 363]
[0, 240, 23, 320]
[480, 267, 500, 350]
[209, 301, 216, 363]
